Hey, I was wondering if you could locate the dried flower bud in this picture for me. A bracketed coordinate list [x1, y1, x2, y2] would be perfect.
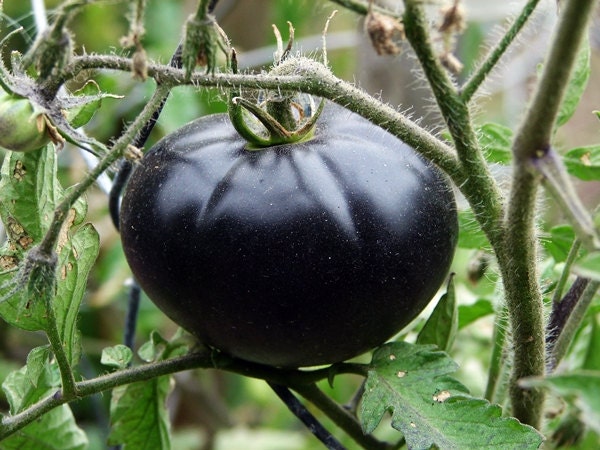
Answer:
[124, 144, 144, 162]
[131, 45, 148, 81]
[440, 52, 464, 74]
[365, 9, 405, 56]
[439, 2, 467, 34]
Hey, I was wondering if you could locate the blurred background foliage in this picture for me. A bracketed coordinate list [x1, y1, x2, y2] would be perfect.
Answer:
[0, 1, 599, 449]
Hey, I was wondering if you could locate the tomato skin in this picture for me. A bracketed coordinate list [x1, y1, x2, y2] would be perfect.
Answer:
[120, 102, 458, 367]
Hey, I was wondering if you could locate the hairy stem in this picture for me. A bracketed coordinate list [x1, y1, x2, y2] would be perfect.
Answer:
[37, 83, 173, 258]
[502, 0, 598, 426]
[0, 349, 367, 441]
[59, 55, 460, 178]
[402, 0, 505, 247]
[460, 0, 542, 102]
[500, 165, 545, 427]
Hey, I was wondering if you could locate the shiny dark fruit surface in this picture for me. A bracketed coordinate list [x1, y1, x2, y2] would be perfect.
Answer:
[120, 102, 458, 367]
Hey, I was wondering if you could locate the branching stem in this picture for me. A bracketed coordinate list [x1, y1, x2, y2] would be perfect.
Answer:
[0, 350, 367, 441]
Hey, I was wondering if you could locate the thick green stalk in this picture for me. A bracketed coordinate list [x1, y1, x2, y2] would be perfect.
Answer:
[499, 167, 545, 427]
[502, 0, 599, 427]
[402, 0, 505, 247]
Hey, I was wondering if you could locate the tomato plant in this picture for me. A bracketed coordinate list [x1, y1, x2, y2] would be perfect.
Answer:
[0, 0, 599, 449]
[120, 101, 457, 367]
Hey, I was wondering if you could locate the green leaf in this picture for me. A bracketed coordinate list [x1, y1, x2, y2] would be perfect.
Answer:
[563, 145, 600, 181]
[25, 345, 52, 387]
[416, 276, 457, 352]
[540, 224, 575, 262]
[54, 223, 100, 367]
[101, 344, 134, 369]
[458, 299, 494, 329]
[2, 363, 59, 414]
[572, 252, 600, 281]
[107, 376, 173, 449]
[360, 342, 543, 449]
[521, 371, 600, 434]
[138, 330, 170, 363]
[138, 329, 189, 363]
[0, 404, 88, 450]
[556, 37, 591, 128]
[64, 80, 121, 129]
[1, 364, 87, 449]
[477, 122, 513, 165]
[457, 209, 490, 249]
[0, 146, 58, 330]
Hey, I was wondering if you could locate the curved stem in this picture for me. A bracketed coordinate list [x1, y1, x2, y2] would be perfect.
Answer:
[60, 55, 460, 178]
[402, 0, 505, 247]
[0, 349, 367, 441]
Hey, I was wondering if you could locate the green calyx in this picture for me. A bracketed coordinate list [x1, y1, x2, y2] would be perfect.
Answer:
[228, 93, 325, 149]
[227, 21, 324, 149]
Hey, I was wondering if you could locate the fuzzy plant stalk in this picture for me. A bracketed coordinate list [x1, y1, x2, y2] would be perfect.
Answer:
[502, 0, 599, 427]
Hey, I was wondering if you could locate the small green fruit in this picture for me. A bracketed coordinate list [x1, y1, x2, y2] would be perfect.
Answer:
[0, 93, 50, 152]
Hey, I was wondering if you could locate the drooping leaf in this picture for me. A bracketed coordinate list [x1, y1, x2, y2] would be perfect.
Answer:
[458, 298, 495, 329]
[101, 344, 134, 370]
[556, 37, 591, 128]
[572, 252, 600, 281]
[417, 276, 457, 352]
[521, 371, 600, 434]
[540, 224, 576, 262]
[360, 342, 543, 450]
[457, 209, 490, 249]
[54, 223, 99, 367]
[477, 122, 513, 165]
[107, 376, 173, 450]
[0, 147, 60, 331]
[563, 145, 600, 181]
[0, 146, 59, 247]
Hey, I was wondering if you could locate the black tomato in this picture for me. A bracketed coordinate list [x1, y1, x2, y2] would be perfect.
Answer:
[120, 102, 458, 367]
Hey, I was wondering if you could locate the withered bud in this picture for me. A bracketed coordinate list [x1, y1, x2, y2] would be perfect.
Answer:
[440, 52, 464, 74]
[365, 10, 405, 56]
[124, 144, 144, 162]
[439, 2, 467, 34]
[131, 45, 148, 81]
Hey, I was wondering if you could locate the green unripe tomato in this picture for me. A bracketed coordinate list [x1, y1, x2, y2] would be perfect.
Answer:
[0, 93, 50, 152]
